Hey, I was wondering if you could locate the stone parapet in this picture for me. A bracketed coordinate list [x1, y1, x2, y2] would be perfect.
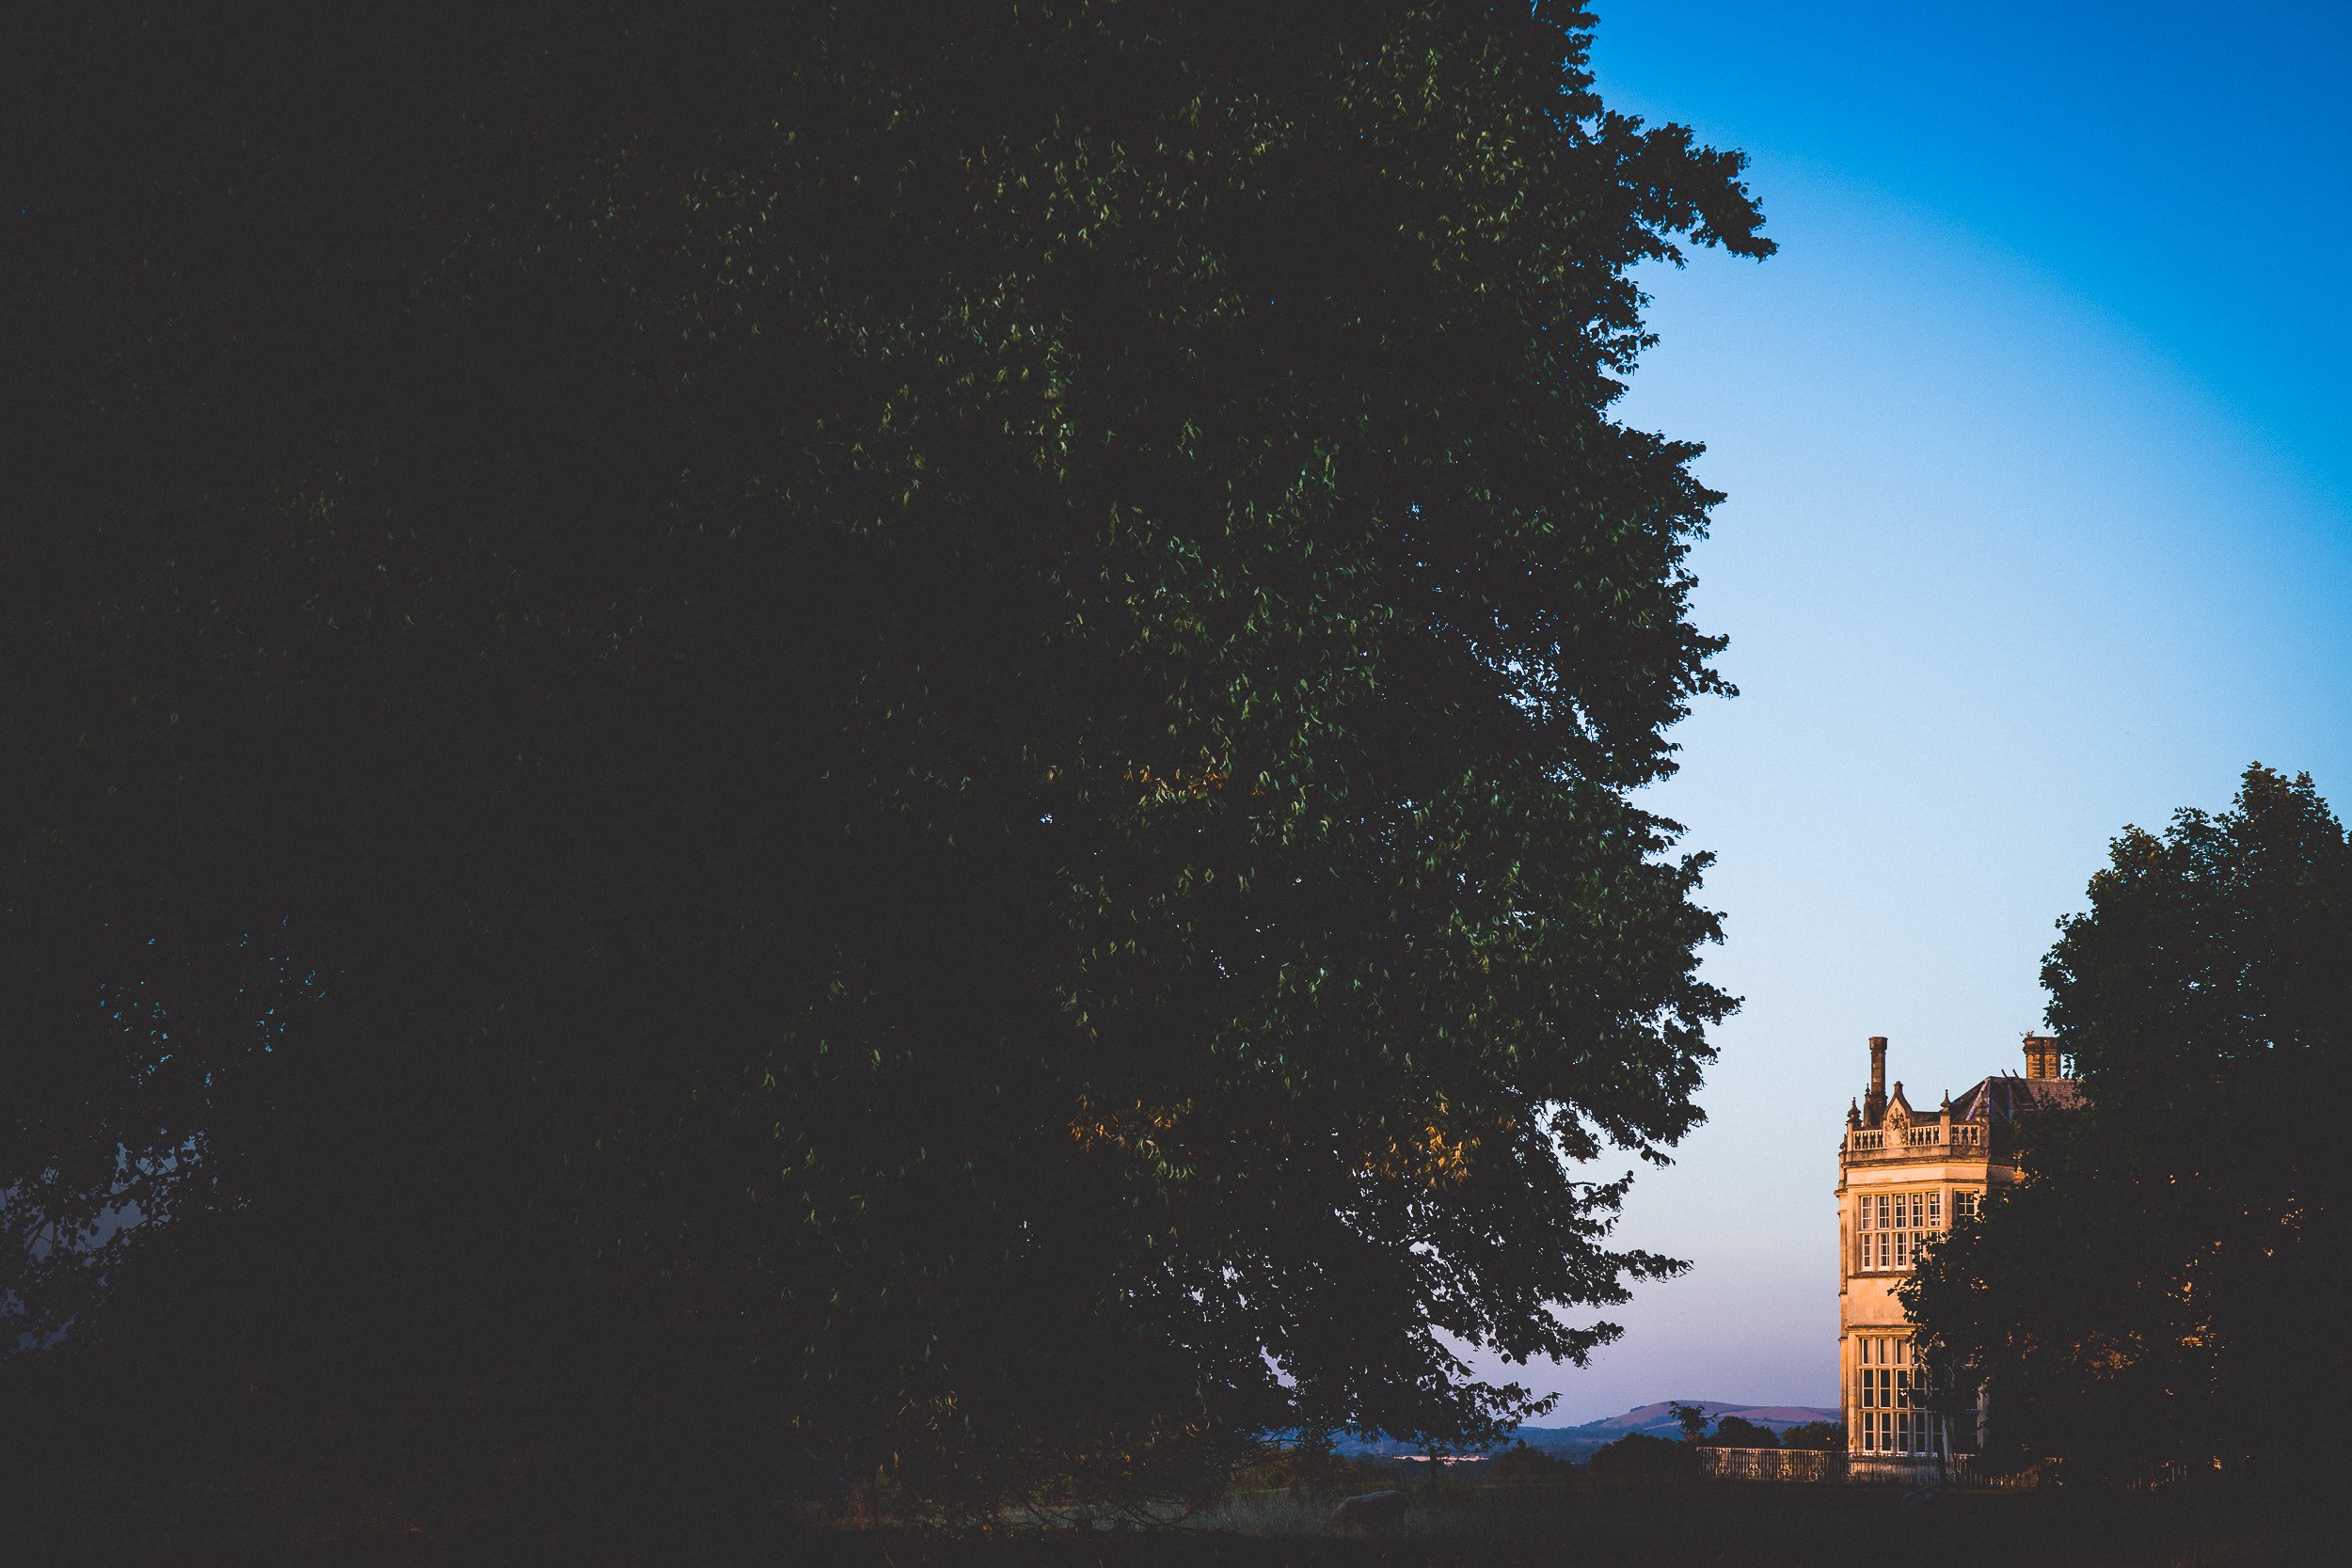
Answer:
[1697, 1449, 2023, 1487]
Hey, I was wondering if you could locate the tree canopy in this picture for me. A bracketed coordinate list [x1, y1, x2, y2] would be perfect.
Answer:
[3, 1, 1765, 1499]
[1706, 1416, 1779, 1449]
[1905, 766, 2352, 1489]
[1776, 1421, 1841, 1453]
[1587, 1431, 1692, 1475]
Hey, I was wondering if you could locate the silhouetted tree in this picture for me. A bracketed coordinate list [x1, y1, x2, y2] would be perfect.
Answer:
[1777, 1421, 1842, 1452]
[1488, 1438, 1567, 1476]
[1589, 1432, 1693, 1475]
[1707, 1416, 1779, 1449]
[1906, 767, 2352, 1490]
[2, 0, 1766, 1503]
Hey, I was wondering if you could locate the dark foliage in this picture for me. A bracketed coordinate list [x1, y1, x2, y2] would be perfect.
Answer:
[1587, 1432, 1693, 1476]
[1486, 1439, 1567, 1476]
[1776, 1422, 1842, 1453]
[2, 0, 1765, 1505]
[1706, 1417, 1779, 1449]
[1905, 766, 2352, 1490]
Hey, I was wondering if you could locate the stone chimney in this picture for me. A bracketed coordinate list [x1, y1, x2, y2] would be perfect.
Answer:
[2023, 1035, 2062, 1079]
[1864, 1037, 1889, 1127]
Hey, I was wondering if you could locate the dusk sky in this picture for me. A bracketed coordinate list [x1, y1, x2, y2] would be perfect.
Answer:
[1463, 1, 2352, 1421]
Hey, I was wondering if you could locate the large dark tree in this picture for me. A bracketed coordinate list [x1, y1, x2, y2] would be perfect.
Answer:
[1906, 767, 2352, 1489]
[3, 1, 1764, 1500]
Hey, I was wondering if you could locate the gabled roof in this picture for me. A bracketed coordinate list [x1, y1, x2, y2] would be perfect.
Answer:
[1954, 1073, 2085, 1123]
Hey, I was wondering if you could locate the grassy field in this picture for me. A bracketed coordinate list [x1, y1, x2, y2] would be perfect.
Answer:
[1, 1465, 2329, 1566]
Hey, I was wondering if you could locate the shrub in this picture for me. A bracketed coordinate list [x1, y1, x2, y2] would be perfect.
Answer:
[1488, 1439, 1567, 1477]
[1588, 1432, 1693, 1476]
[1779, 1422, 1845, 1452]
[1708, 1417, 1780, 1449]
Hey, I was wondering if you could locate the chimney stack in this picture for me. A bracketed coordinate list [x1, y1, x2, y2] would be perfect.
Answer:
[2023, 1035, 2062, 1079]
[1864, 1037, 1889, 1127]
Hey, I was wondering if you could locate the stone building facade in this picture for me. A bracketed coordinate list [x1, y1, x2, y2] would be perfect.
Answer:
[1836, 1034, 2080, 1459]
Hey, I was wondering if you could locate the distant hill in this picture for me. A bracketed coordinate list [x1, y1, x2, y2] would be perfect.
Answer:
[1524, 1401, 1837, 1453]
[1566, 1400, 1839, 1434]
[1331, 1401, 1839, 1458]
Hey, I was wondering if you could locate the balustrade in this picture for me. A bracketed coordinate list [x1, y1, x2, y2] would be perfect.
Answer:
[1848, 1122, 1992, 1155]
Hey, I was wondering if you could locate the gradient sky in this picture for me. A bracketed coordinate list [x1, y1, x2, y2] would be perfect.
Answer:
[1459, 1, 2352, 1423]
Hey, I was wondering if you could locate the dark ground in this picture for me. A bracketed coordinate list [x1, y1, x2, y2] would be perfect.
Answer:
[0, 1465, 2328, 1568]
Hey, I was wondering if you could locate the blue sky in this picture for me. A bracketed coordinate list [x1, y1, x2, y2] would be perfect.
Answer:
[1460, 1, 2352, 1422]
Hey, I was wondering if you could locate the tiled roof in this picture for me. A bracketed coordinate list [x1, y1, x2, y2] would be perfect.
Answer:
[1953, 1073, 2085, 1123]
